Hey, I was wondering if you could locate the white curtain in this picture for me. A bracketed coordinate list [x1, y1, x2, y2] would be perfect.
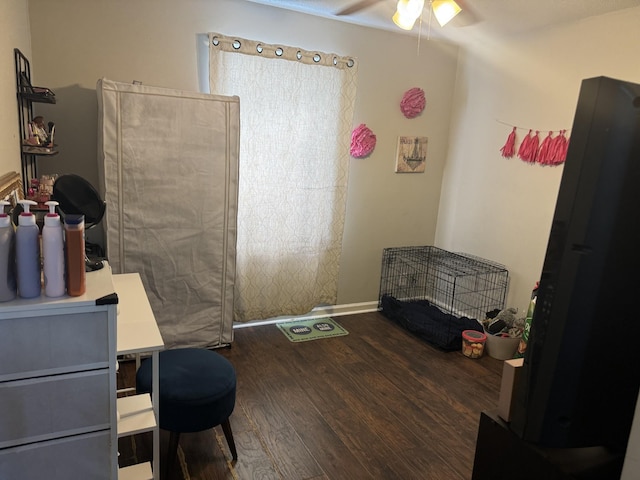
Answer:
[209, 33, 357, 322]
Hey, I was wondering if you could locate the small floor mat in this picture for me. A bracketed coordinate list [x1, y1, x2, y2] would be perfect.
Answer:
[276, 317, 349, 343]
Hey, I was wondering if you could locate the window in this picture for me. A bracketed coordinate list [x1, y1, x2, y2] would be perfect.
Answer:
[209, 33, 357, 321]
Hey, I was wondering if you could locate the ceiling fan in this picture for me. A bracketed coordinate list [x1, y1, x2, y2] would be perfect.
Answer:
[337, 0, 463, 30]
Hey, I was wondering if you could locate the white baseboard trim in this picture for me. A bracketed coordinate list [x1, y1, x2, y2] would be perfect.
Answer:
[233, 301, 380, 329]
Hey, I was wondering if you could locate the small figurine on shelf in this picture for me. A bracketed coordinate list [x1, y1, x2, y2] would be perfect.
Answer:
[23, 117, 55, 153]
[27, 178, 39, 200]
[25, 175, 58, 205]
[31, 116, 48, 144]
[24, 123, 39, 146]
[48, 121, 55, 146]
[38, 174, 57, 203]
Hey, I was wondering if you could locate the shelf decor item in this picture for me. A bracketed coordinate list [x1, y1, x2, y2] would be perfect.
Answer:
[400, 87, 426, 118]
[350, 123, 376, 158]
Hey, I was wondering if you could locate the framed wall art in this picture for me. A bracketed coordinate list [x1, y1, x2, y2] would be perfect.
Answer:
[395, 136, 427, 173]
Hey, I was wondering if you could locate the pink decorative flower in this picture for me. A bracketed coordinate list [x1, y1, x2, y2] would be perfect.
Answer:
[400, 87, 426, 119]
[350, 124, 376, 158]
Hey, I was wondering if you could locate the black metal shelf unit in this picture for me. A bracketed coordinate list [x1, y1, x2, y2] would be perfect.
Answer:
[14, 48, 58, 194]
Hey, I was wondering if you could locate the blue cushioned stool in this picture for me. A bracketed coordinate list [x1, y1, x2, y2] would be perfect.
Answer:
[136, 348, 237, 476]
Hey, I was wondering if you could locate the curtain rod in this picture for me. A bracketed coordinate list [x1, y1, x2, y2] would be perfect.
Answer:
[208, 32, 356, 70]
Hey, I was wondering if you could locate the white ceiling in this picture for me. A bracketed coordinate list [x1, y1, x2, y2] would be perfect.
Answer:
[245, 0, 640, 38]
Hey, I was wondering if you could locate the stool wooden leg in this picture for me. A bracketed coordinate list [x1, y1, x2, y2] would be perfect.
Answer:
[164, 431, 181, 479]
[221, 418, 238, 461]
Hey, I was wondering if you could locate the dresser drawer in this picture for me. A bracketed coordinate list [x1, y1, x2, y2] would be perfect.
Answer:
[0, 310, 110, 380]
[0, 369, 111, 448]
[0, 429, 113, 479]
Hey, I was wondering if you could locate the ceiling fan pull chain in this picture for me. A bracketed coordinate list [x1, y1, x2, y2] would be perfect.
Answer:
[427, 1, 433, 40]
[417, 9, 423, 55]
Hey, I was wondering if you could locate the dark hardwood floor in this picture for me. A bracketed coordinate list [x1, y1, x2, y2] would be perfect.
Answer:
[118, 311, 503, 479]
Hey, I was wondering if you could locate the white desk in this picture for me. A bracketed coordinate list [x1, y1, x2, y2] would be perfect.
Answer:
[114, 273, 164, 480]
[114, 273, 164, 356]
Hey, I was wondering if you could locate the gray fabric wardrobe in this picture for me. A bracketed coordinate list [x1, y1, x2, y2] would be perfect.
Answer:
[96, 78, 239, 349]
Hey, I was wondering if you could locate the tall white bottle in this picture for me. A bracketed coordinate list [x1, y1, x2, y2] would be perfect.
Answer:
[42, 200, 65, 297]
[16, 199, 41, 298]
[0, 200, 17, 302]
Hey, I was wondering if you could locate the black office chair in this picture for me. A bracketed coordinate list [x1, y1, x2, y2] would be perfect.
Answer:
[52, 174, 107, 270]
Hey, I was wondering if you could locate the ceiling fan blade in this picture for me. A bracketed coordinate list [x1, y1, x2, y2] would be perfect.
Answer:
[335, 0, 385, 16]
[449, 0, 482, 27]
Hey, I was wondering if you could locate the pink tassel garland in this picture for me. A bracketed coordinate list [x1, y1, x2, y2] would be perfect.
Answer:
[549, 130, 569, 165]
[537, 131, 554, 165]
[502, 124, 570, 166]
[519, 130, 540, 163]
[547, 130, 562, 164]
[500, 127, 517, 158]
[517, 129, 533, 161]
[562, 135, 570, 162]
[529, 131, 541, 163]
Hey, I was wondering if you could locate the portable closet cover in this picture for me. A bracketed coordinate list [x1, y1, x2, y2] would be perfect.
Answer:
[96, 78, 239, 349]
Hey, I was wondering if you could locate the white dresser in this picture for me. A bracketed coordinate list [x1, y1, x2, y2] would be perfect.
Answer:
[0, 265, 118, 478]
[0, 264, 164, 480]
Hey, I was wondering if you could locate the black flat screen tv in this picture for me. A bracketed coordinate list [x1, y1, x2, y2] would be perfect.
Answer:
[510, 76, 640, 455]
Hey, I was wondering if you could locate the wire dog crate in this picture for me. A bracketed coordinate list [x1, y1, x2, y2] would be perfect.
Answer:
[378, 246, 509, 321]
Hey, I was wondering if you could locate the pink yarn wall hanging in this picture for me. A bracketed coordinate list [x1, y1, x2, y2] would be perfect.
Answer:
[350, 124, 377, 158]
[400, 87, 426, 119]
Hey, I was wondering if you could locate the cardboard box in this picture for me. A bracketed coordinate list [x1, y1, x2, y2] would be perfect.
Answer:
[497, 358, 524, 422]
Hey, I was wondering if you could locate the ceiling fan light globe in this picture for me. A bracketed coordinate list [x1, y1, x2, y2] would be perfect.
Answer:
[393, 0, 423, 30]
[432, 0, 462, 27]
[392, 9, 417, 30]
[405, 0, 425, 18]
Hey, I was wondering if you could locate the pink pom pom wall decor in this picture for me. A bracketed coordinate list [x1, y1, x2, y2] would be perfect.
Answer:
[350, 124, 377, 158]
[400, 87, 426, 119]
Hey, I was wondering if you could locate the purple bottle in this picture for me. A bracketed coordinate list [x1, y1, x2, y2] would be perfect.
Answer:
[0, 200, 16, 301]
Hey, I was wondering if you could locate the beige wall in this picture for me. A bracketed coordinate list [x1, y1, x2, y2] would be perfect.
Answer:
[27, 0, 459, 305]
[17, 1, 640, 315]
[0, 0, 31, 177]
[437, 7, 640, 313]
